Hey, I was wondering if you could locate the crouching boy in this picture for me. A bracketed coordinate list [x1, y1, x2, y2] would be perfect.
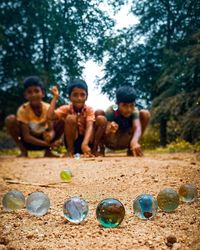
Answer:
[93, 86, 150, 156]
[5, 76, 63, 157]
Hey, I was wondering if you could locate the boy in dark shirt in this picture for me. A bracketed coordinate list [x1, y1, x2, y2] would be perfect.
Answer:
[93, 86, 150, 156]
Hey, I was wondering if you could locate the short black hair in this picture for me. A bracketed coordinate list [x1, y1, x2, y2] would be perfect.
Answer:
[67, 78, 88, 96]
[23, 76, 44, 91]
[116, 86, 136, 104]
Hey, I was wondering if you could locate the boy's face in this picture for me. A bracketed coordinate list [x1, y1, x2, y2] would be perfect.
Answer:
[69, 87, 87, 110]
[118, 102, 134, 118]
[24, 86, 44, 106]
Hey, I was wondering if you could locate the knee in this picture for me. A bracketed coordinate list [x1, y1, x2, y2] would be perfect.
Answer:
[139, 110, 151, 121]
[95, 115, 107, 127]
[5, 114, 17, 127]
[95, 109, 105, 118]
[65, 114, 77, 126]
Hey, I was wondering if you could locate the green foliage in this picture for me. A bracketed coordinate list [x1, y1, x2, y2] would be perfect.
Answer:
[140, 126, 160, 149]
[0, 130, 16, 149]
[0, 148, 19, 156]
[157, 139, 200, 153]
[147, 139, 200, 154]
[166, 138, 193, 153]
[100, 0, 200, 144]
[0, 0, 126, 124]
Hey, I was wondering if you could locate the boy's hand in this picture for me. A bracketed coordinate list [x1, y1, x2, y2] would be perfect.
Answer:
[50, 139, 63, 148]
[43, 129, 55, 144]
[106, 121, 119, 134]
[130, 141, 143, 157]
[50, 86, 59, 99]
[81, 144, 94, 157]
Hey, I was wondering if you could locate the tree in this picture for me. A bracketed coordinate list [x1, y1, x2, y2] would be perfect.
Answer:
[151, 31, 200, 143]
[100, 0, 200, 144]
[0, 0, 125, 126]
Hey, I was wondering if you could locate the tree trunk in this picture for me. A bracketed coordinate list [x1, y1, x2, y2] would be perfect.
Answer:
[160, 118, 167, 146]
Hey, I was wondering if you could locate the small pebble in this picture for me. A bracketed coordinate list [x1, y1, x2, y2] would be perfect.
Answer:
[0, 238, 9, 245]
[166, 235, 177, 247]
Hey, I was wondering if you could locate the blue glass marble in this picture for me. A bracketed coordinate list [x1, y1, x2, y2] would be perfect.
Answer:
[2, 190, 25, 211]
[179, 183, 198, 203]
[96, 198, 125, 228]
[60, 169, 72, 182]
[74, 153, 81, 159]
[26, 192, 50, 216]
[133, 194, 158, 220]
[63, 196, 89, 223]
[157, 188, 179, 212]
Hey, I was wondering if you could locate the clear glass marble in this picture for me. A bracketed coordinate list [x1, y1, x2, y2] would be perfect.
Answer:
[63, 196, 89, 223]
[133, 194, 158, 220]
[179, 183, 198, 203]
[26, 192, 50, 216]
[2, 190, 25, 211]
[157, 188, 179, 212]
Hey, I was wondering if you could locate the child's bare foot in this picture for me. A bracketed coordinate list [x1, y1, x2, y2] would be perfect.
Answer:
[44, 149, 59, 157]
[65, 151, 74, 158]
[94, 151, 104, 157]
[127, 149, 133, 156]
[92, 149, 104, 157]
[17, 151, 28, 157]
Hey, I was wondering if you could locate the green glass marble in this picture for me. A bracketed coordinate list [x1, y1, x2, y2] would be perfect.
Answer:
[179, 183, 198, 203]
[2, 190, 25, 211]
[60, 169, 72, 182]
[133, 194, 158, 220]
[96, 198, 125, 228]
[157, 188, 179, 212]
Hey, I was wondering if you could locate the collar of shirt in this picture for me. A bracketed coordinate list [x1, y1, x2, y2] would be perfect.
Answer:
[69, 103, 87, 115]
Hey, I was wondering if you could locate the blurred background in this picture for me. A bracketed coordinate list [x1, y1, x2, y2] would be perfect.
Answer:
[0, 0, 199, 151]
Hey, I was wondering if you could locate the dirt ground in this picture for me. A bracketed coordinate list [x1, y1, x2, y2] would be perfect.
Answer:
[0, 152, 199, 250]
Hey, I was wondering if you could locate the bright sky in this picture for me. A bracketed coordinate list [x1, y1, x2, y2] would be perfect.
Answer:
[84, 3, 138, 111]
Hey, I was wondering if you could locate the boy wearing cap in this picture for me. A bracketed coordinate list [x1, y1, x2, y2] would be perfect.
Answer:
[5, 76, 63, 157]
[93, 86, 150, 157]
[47, 78, 95, 157]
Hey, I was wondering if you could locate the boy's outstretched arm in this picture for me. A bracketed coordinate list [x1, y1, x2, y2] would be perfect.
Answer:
[130, 119, 143, 157]
[81, 120, 94, 157]
[47, 86, 59, 121]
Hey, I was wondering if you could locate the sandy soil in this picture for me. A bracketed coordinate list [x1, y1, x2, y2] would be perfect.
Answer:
[0, 152, 199, 250]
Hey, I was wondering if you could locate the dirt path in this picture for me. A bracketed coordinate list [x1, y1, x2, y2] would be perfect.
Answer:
[0, 153, 199, 250]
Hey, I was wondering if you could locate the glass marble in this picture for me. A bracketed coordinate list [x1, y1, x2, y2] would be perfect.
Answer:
[133, 194, 158, 220]
[96, 198, 125, 228]
[2, 190, 25, 211]
[60, 169, 72, 182]
[112, 104, 118, 111]
[179, 183, 198, 203]
[157, 188, 179, 212]
[26, 192, 50, 216]
[63, 196, 89, 223]
[74, 153, 81, 159]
